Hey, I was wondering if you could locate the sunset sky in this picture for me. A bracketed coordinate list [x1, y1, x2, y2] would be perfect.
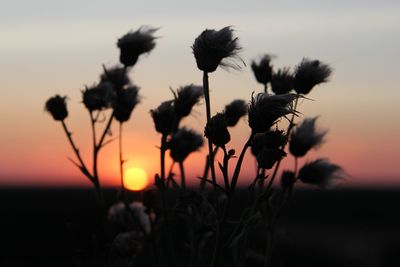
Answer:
[1, 0, 399, 188]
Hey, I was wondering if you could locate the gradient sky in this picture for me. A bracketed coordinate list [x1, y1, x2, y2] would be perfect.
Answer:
[1, 0, 399, 187]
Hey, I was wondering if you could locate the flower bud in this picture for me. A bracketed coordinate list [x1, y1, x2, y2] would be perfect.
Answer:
[298, 159, 344, 188]
[294, 58, 332, 95]
[173, 84, 203, 118]
[192, 26, 243, 72]
[289, 117, 327, 157]
[204, 113, 231, 147]
[114, 86, 140, 123]
[248, 93, 298, 133]
[150, 100, 177, 135]
[82, 82, 115, 111]
[45, 95, 68, 121]
[251, 130, 287, 169]
[271, 67, 294, 95]
[224, 99, 247, 127]
[117, 26, 158, 67]
[251, 54, 273, 85]
[169, 127, 204, 162]
[100, 65, 130, 91]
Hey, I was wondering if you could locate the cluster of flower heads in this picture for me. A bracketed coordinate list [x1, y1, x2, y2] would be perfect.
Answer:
[45, 26, 159, 124]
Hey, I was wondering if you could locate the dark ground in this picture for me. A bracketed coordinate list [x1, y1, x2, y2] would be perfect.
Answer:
[1, 186, 400, 266]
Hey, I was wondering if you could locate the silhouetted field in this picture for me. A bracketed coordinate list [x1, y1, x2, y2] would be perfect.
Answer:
[1, 186, 400, 266]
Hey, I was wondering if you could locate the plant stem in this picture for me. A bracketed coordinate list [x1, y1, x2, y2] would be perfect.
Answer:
[119, 122, 126, 201]
[178, 161, 186, 193]
[199, 146, 219, 191]
[203, 71, 217, 193]
[61, 121, 92, 181]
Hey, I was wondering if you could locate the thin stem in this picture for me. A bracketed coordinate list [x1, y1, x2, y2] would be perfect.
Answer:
[61, 121, 92, 181]
[221, 147, 230, 191]
[199, 146, 219, 191]
[119, 123, 126, 201]
[203, 71, 217, 193]
[229, 132, 255, 195]
[179, 161, 186, 193]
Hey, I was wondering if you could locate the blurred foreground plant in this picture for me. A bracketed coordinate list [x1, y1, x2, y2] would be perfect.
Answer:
[45, 25, 344, 267]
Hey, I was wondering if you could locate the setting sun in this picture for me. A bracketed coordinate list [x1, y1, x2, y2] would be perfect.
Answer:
[124, 167, 149, 191]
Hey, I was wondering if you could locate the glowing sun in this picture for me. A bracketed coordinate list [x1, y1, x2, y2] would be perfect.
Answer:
[124, 167, 149, 191]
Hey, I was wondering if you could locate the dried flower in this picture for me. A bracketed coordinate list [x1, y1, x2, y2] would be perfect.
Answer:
[172, 84, 203, 118]
[251, 130, 287, 169]
[204, 113, 231, 147]
[82, 82, 116, 111]
[100, 65, 130, 91]
[224, 99, 247, 127]
[112, 231, 143, 257]
[298, 159, 344, 188]
[169, 127, 204, 162]
[251, 54, 273, 85]
[280, 170, 296, 190]
[248, 93, 298, 133]
[294, 58, 332, 95]
[289, 117, 327, 157]
[271, 67, 294, 95]
[150, 100, 177, 135]
[108, 202, 151, 234]
[114, 86, 140, 123]
[192, 26, 243, 72]
[117, 26, 158, 67]
[45, 95, 68, 121]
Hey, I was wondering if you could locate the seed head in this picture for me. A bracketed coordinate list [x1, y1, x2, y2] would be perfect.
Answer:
[117, 26, 158, 67]
[192, 26, 243, 72]
[45, 95, 68, 121]
[150, 100, 177, 135]
[248, 93, 298, 133]
[204, 113, 231, 147]
[294, 58, 332, 95]
[289, 117, 327, 157]
[82, 82, 116, 111]
[169, 127, 204, 162]
[251, 54, 273, 85]
[298, 159, 344, 188]
[114, 86, 140, 123]
[173, 84, 203, 118]
[100, 65, 130, 91]
[251, 130, 287, 169]
[271, 67, 294, 95]
[224, 99, 247, 127]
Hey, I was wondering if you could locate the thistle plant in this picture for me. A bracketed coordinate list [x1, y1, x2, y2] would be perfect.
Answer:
[44, 25, 345, 267]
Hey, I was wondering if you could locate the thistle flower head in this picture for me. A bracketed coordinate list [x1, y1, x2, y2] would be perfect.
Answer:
[117, 26, 158, 67]
[248, 93, 298, 133]
[224, 99, 248, 127]
[150, 100, 177, 135]
[173, 84, 203, 118]
[251, 54, 273, 85]
[294, 58, 332, 95]
[169, 127, 204, 162]
[100, 65, 130, 91]
[82, 82, 116, 111]
[192, 26, 243, 72]
[114, 85, 140, 123]
[271, 67, 294, 95]
[298, 159, 345, 188]
[289, 117, 327, 157]
[251, 130, 287, 169]
[204, 113, 231, 147]
[45, 95, 68, 121]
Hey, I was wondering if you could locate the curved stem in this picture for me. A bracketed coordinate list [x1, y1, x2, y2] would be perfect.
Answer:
[199, 146, 219, 191]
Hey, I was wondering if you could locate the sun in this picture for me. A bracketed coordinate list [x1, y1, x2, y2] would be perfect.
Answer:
[124, 167, 149, 191]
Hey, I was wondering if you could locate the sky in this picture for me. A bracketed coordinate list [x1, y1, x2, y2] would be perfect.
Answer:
[1, 0, 399, 188]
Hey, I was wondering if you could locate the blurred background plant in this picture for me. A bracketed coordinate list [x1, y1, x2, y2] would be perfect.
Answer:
[45, 25, 344, 267]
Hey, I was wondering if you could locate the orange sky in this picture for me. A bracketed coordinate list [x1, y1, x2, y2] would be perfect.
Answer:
[1, 1, 400, 188]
